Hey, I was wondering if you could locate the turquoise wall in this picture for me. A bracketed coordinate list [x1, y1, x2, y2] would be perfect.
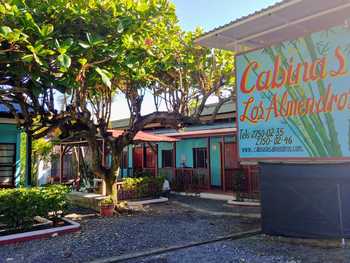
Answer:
[0, 123, 21, 187]
[176, 138, 207, 168]
[209, 136, 235, 186]
[209, 137, 221, 186]
[120, 145, 133, 177]
[123, 135, 237, 188]
[128, 145, 133, 168]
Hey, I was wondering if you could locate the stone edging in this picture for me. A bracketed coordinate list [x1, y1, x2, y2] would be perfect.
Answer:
[227, 199, 261, 207]
[127, 197, 168, 206]
[0, 218, 80, 245]
[172, 201, 260, 219]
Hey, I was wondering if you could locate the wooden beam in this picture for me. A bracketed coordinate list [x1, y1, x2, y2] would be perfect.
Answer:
[221, 136, 226, 192]
[155, 144, 158, 177]
[59, 144, 64, 184]
[207, 137, 211, 190]
[25, 131, 32, 187]
[101, 139, 106, 167]
[142, 143, 145, 169]
[173, 142, 176, 180]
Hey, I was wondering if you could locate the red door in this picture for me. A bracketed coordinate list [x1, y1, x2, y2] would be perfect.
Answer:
[221, 142, 239, 191]
[224, 142, 239, 169]
[145, 147, 155, 168]
[133, 147, 143, 169]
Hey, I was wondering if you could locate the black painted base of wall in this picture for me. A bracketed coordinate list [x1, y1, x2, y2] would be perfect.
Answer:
[260, 162, 350, 238]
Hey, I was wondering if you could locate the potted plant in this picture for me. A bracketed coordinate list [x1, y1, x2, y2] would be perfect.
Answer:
[234, 169, 246, 202]
[100, 196, 115, 217]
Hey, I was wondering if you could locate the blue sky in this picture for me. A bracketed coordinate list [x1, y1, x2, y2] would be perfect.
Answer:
[111, 0, 281, 120]
[172, 0, 281, 32]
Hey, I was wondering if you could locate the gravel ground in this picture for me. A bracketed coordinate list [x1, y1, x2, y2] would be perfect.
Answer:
[129, 235, 350, 263]
[171, 195, 261, 215]
[0, 201, 259, 263]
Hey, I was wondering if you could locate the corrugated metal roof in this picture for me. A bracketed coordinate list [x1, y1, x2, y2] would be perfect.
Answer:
[0, 103, 22, 114]
[110, 101, 235, 129]
[0, 103, 24, 119]
[200, 101, 235, 116]
[196, 0, 289, 42]
[196, 0, 350, 52]
[152, 122, 235, 135]
[110, 117, 130, 129]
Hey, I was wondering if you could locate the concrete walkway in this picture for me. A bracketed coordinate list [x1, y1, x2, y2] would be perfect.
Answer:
[169, 194, 261, 218]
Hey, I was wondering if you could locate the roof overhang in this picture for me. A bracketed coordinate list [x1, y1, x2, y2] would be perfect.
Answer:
[110, 129, 179, 142]
[164, 128, 237, 139]
[196, 0, 350, 52]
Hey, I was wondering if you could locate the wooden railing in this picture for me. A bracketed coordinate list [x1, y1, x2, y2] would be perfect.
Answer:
[172, 168, 209, 192]
[241, 165, 260, 200]
[158, 168, 174, 181]
[223, 168, 241, 192]
[223, 166, 260, 200]
[116, 180, 162, 201]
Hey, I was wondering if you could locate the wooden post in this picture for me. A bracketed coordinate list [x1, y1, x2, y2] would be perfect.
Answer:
[207, 137, 211, 190]
[59, 144, 64, 184]
[155, 144, 158, 177]
[101, 140, 107, 196]
[172, 142, 176, 179]
[142, 143, 145, 170]
[221, 136, 226, 192]
[25, 130, 32, 186]
[101, 139, 106, 167]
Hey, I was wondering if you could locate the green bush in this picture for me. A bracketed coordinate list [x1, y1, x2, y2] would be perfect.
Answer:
[0, 185, 70, 230]
[123, 176, 165, 199]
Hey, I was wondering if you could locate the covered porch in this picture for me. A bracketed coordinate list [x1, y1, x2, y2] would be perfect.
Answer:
[122, 127, 260, 200]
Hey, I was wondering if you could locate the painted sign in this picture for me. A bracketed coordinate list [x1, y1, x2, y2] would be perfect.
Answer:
[236, 24, 350, 159]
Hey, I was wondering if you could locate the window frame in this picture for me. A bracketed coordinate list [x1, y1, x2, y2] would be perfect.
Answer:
[193, 147, 208, 169]
[0, 143, 16, 187]
[121, 149, 129, 169]
[161, 149, 173, 168]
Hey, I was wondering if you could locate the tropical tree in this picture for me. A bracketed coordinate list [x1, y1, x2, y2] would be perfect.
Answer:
[154, 29, 235, 123]
[0, 0, 235, 194]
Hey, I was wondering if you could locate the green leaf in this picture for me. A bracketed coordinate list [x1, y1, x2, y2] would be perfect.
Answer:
[40, 24, 54, 37]
[78, 58, 87, 65]
[57, 47, 67, 54]
[136, 1, 149, 12]
[62, 38, 73, 49]
[55, 39, 61, 49]
[21, 54, 34, 63]
[0, 26, 12, 37]
[57, 54, 71, 68]
[78, 41, 90, 49]
[95, 67, 112, 88]
[86, 32, 92, 44]
[117, 22, 124, 33]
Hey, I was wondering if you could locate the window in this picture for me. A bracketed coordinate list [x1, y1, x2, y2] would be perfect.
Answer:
[162, 150, 173, 168]
[0, 144, 15, 187]
[193, 147, 207, 168]
[121, 150, 128, 169]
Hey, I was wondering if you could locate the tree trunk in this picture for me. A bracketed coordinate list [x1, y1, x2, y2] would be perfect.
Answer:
[104, 175, 114, 196]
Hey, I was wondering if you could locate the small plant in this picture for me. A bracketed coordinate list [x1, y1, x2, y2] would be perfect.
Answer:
[122, 176, 165, 200]
[0, 185, 69, 230]
[101, 196, 114, 206]
[100, 196, 115, 217]
[234, 170, 246, 202]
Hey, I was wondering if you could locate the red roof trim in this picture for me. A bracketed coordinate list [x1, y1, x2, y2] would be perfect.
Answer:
[109, 130, 178, 142]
